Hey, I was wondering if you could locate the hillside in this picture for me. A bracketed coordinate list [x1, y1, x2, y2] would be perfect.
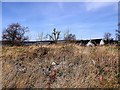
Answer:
[1, 44, 120, 88]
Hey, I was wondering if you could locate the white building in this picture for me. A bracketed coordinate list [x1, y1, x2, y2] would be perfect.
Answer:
[86, 40, 95, 46]
[100, 39, 105, 45]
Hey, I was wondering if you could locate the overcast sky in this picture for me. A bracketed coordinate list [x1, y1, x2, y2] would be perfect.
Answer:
[2, 2, 118, 40]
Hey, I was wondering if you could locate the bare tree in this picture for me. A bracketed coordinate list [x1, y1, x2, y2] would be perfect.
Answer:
[116, 23, 120, 41]
[104, 32, 112, 44]
[116, 29, 120, 41]
[47, 28, 60, 44]
[64, 29, 70, 39]
[37, 32, 46, 47]
[64, 29, 76, 41]
[64, 34, 76, 41]
[2, 23, 29, 46]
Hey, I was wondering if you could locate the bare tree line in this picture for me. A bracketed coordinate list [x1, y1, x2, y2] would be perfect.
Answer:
[2, 22, 120, 46]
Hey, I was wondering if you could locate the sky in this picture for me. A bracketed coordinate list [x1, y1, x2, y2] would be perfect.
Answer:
[1, 2, 118, 40]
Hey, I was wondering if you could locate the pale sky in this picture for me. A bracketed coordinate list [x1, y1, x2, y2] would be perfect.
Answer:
[2, 2, 118, 40]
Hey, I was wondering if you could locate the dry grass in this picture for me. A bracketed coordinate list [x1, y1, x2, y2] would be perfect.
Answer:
[1, 44, 120, 88]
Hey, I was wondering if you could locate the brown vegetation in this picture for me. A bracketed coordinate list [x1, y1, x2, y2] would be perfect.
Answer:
[1, 44, 120, 88]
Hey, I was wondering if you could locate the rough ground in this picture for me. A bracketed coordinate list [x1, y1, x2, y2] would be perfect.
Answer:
[0, 46, 2, 89]
[1, 44, 120, 88]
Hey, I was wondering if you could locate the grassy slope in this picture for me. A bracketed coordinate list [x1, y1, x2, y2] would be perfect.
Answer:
[2, 44, 120, 88]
